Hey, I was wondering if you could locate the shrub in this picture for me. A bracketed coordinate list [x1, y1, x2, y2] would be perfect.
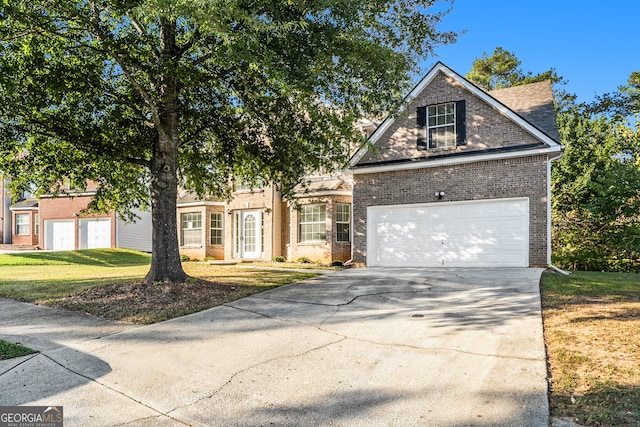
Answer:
[297, 256, 311, 264]
[180, 254, 191, 262]
[272, 256, 286, 263]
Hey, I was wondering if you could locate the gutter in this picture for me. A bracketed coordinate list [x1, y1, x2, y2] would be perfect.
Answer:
[547, 149, 570, 275]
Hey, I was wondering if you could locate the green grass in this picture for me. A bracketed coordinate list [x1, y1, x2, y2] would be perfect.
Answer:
[0, 340, 38, 360]
[0, 249, 152, 302]
[0, 248, 151, 267]
[542, 270, 640, 302]
[541, 270, 640, 426]
[0, 249, 317, 324]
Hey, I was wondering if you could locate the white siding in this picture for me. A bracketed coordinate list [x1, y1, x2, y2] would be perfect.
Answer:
[116, 208, 152, 252]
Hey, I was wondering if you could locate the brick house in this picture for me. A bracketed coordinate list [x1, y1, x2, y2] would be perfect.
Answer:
[176, 175, 354, 264]
[4, 181, 152, 252]
[348, 62, 563, 267]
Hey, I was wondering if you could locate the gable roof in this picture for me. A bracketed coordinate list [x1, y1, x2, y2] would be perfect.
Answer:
[489, 81, 561, 143]
[349, 62, 562, 169]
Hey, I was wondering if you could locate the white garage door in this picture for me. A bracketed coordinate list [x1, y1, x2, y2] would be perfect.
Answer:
[44, 220, 75, 251]
[367, 198, 529, 267]
[79, 218, 112, 249]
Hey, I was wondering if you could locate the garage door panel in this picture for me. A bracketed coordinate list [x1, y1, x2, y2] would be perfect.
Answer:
[80, 218, 112, 249]
[367, 198, 529, 267]
[45, 220, 75, 251]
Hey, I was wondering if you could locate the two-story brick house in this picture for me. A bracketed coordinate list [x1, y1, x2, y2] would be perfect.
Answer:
[349, 62, 562, 267]
[4, 181, 152, 252]
[3, 62, 561, 268]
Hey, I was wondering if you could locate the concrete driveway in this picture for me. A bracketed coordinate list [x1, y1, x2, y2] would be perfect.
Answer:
[0, 268, 548, 426]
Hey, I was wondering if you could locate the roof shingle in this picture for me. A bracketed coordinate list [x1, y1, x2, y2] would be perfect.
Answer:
[488, 80, 561, 143]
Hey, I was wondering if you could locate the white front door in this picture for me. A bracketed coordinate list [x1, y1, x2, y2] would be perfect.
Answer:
[235, 210, 262, 259]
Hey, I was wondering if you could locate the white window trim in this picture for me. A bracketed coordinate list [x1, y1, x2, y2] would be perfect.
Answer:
[427, 102, 456, 149]
[210, 212, 224, 246]
[298, 204, 327, 243]
[336, 203, 351, 242]
[15, 213, 30, 235]
[181, 212, 202, 246]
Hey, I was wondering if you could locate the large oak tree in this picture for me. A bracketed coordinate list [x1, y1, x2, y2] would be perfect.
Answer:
[0, 0, 456, 283]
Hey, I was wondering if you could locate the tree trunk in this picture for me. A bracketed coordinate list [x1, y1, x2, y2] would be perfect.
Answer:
[143, 18, 188, 285]
[143, 143, 187, 285]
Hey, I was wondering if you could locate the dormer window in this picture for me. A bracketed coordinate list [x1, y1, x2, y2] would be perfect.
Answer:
[417, 100, 466, 150]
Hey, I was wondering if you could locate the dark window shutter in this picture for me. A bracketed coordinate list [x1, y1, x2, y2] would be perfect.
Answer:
[417, 106, 427, 150]
[455, 100, 466, 145]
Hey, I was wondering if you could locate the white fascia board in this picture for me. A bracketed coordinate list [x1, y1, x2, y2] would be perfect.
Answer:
[176, 201, 226, 208]
[39, 191, 97, 198]
[349, 62, 561, 168]
[293, 190, 352, 198]
[438, 65, 561, 147]
[9, 206, 39, 211]
[349, 145, 563, 175]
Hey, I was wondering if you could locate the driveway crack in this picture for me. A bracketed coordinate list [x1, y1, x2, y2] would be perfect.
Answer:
[165, 335, 347, 417]
[38, 353, 192, 426]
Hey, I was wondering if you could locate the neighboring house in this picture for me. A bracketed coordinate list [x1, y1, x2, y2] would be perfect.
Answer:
[6, 181, 152, 252]
[349, 62, 563, 268]
[176, 175, 354, 264]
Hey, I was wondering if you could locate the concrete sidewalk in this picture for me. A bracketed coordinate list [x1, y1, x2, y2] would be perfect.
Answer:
[0, 268, 549, 426]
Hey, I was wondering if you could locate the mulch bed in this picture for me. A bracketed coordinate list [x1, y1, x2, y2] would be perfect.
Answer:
[48, 279, 267, 324]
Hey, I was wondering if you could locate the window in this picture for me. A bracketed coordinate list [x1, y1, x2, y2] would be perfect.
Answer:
[299, 204, 326, 242]
[34, 214, 39, 236]
[15, 213, 30, 235]
[428, 103, 456, 149]
[417, 100, 466, 150]
[336, 203, 350, 242]
[210, 212, 223, 245]
[181, 212, 202, 246]
[233, 179, 263, 192]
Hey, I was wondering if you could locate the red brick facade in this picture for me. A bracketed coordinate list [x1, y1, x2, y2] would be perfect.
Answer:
[353, 155, 550, 267]
[351, 63, 561, 267]
[38, 193, 116, 250]
[177, 185, 354, 263]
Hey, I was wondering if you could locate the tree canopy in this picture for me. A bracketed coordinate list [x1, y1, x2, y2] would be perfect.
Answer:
[0, 0, 457, 283]
[467, 48, 640, 272]
[466, 46, 562, 91]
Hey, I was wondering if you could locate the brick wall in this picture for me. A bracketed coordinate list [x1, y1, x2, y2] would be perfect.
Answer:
[359, 71, 542, 165]
[11, 209, 39, 246]
[287, 195, 352, 264]
[353, 155, 549, 267]
[177, 205, 226, 260]
[38, 194, 116, 249]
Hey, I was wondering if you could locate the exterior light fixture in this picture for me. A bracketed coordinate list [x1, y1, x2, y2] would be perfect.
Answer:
[435, 191, 445, 199]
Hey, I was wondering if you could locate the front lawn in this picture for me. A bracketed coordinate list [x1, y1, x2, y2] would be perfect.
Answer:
[0, 249, 317, 324]
[541, 270, 640, 426]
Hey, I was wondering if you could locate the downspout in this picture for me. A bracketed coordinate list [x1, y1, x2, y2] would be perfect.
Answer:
[341, 172, 354, 266]
[547, 151, 570, 275]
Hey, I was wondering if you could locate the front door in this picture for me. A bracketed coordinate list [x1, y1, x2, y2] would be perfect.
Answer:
[235, 210, 262, 259]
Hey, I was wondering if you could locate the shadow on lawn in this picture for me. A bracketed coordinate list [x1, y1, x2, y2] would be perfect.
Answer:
[3, 249, 151, 267]
[552, 384, 640, 427]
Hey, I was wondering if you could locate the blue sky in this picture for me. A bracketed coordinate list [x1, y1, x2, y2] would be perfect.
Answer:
[422, 0, 639, 103]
